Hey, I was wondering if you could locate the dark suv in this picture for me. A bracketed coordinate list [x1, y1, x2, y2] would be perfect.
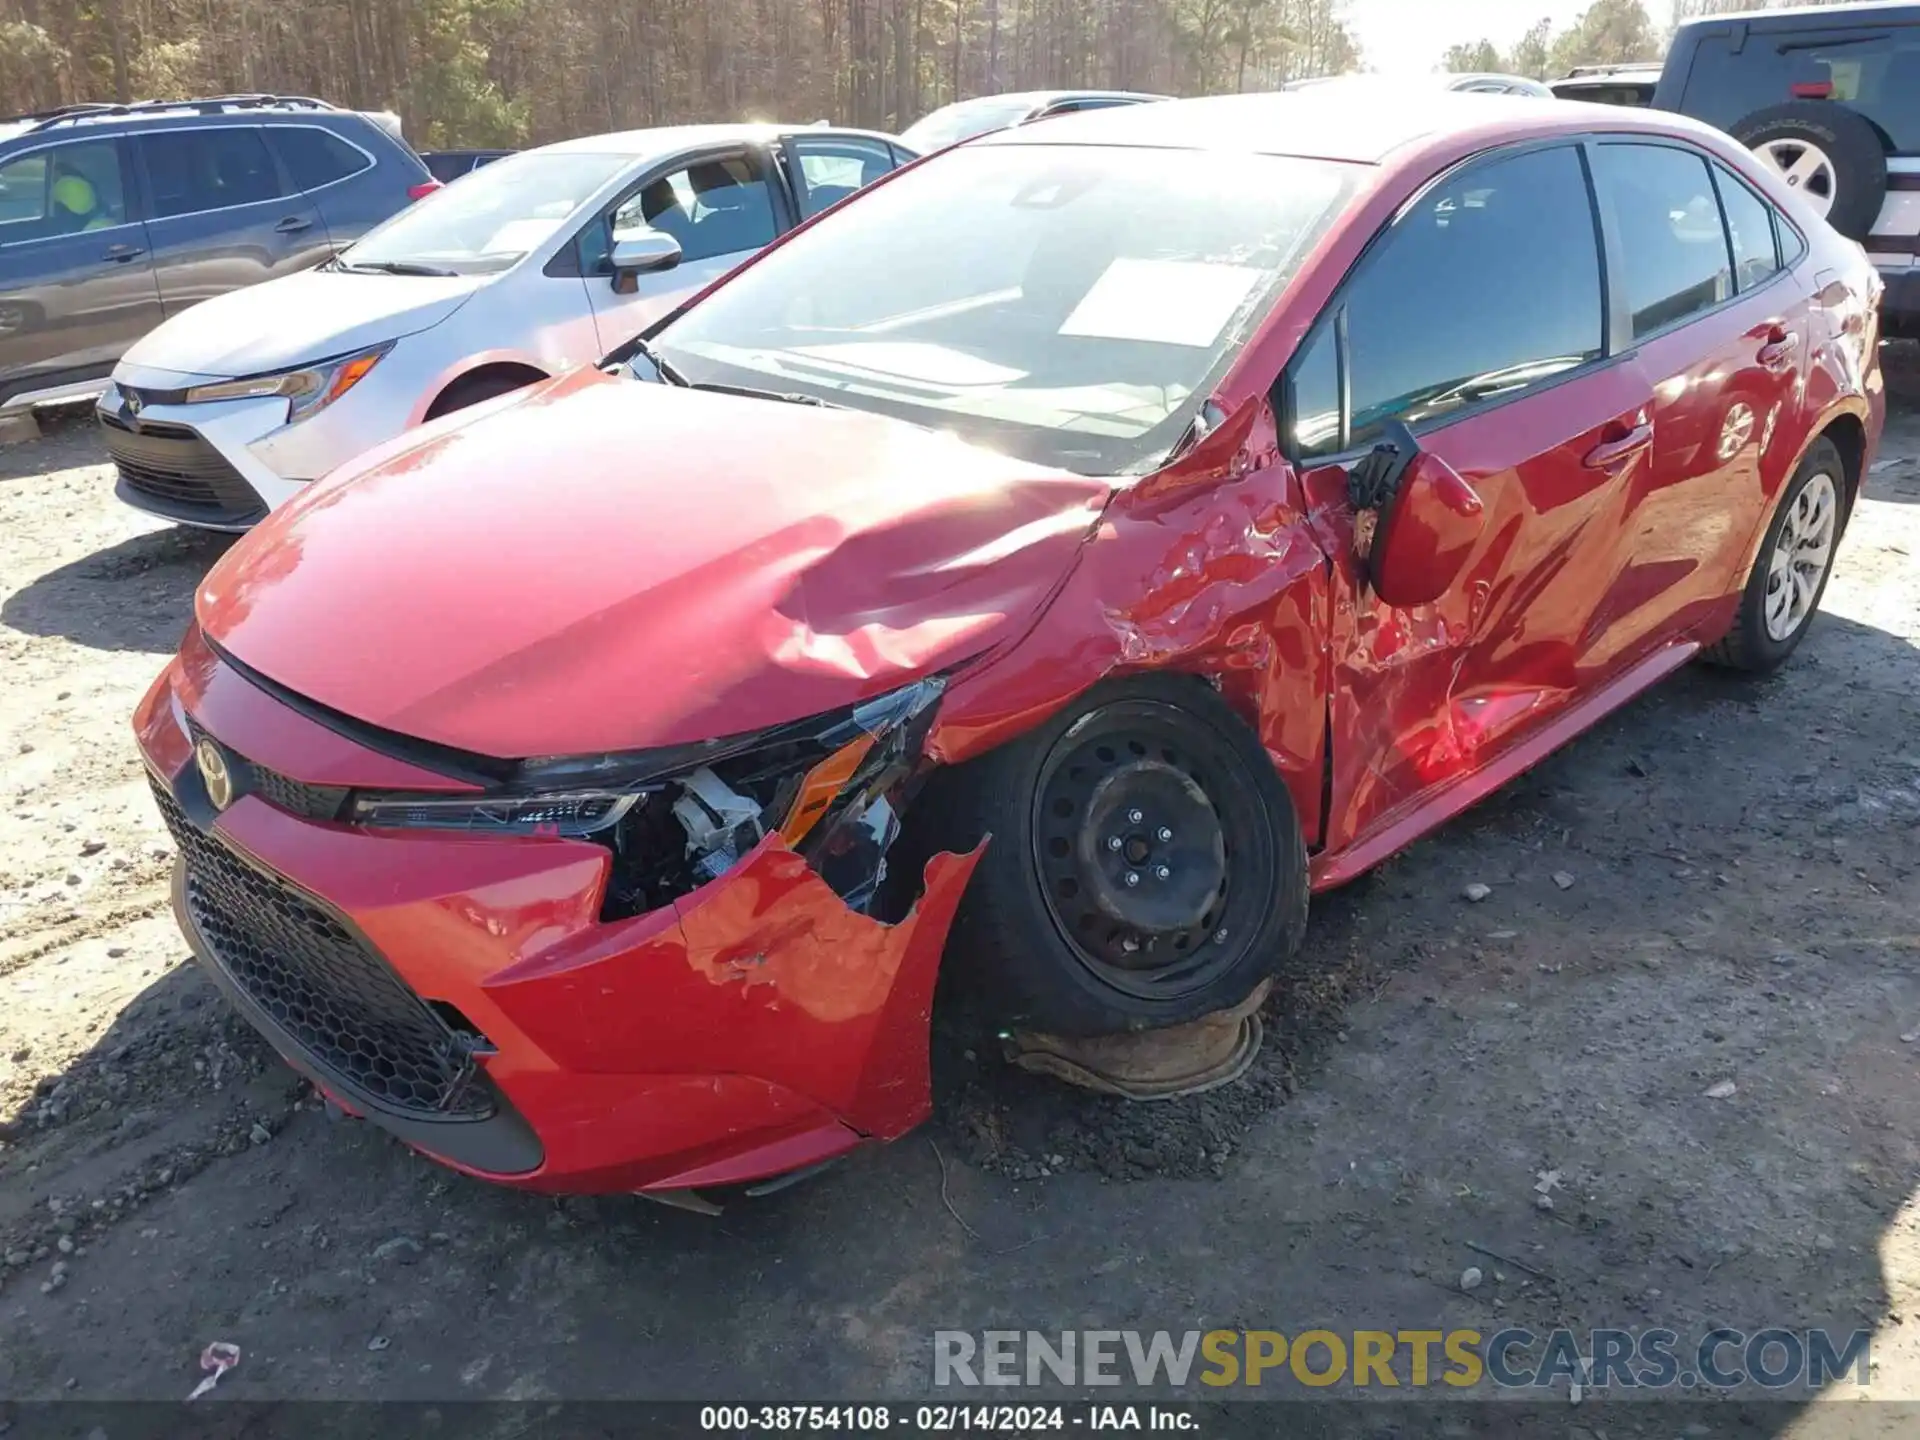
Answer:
[0, 95, 435, 417]
[1656, 3, 1920, 331]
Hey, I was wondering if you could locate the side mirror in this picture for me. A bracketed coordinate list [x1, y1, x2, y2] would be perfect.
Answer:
[609, 228, 682, 284]
[1350, 422, 1485, 609]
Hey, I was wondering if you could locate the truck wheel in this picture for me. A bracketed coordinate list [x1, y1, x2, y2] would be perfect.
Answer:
[1732, 102, 1887, 242]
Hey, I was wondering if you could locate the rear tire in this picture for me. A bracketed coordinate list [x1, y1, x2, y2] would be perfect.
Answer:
[1704, 437, 1845, 674]
[1731, 102, 1887, 241]
[930, 674, 1309, 1037]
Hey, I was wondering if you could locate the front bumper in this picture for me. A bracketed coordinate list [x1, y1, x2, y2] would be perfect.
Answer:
[134, 635, 980, 1193]
[99, 365, 410, 531]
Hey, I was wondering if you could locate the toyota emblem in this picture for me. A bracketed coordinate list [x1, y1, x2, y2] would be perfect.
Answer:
[195, 737, 234, 811]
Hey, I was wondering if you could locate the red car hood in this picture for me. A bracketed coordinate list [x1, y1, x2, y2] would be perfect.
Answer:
[197, 370, 1111, 759]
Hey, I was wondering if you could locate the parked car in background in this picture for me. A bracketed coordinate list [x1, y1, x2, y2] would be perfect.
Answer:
[135, 90, 1881, 1197]
[1655, 1, 1920, 331]
[1284, 72, 1556, 97]
[101, 122, 916, 529]
[421, 149, 515, 184]
[0, 95, 435, 421]
[899, 90, 1170, 152]
[1550, 62, 1661, 106]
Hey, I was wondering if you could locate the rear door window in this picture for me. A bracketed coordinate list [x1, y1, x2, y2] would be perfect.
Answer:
[269, 126, 373, 191]
[1311, 143, 1605, 456]
[140, 127, 285, 218]
[788, 136, 896, 218]
[1680, 26, 1920, 151]
[1591, 143, 1732, 339]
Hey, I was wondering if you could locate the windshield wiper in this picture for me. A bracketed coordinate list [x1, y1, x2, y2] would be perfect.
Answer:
[619, 336, 690, 387]
[335, 259, 458, 277]
[689, 380, 841, 409]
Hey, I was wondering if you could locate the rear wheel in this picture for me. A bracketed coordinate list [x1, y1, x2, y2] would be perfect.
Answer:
[1704, 437, 1845, 673]
[933, 674, 1308, 1037]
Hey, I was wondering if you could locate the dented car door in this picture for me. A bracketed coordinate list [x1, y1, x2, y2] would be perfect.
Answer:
[1278, 142, 1663, 880]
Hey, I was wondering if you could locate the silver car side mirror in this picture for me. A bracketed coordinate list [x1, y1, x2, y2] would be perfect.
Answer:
[609, 228, 682, 282]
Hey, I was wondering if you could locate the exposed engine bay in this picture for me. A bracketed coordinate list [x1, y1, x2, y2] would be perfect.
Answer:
[595, 681, 937, 922]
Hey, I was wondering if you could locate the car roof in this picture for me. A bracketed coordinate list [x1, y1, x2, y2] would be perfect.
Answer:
[1559, 62, 1664, 77]
[1286, 72, 1548, 95]
[0, 97, 387, 147]
[537, 122, 904, 161]
[980, 88, 1732, 165]
[1673, 0, 1920, 31]
[1027, 89, 1170, 104]
[930, 89, 1161, 111]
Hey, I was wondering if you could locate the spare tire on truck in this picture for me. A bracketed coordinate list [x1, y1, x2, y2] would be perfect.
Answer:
[1731, 101, 1887, 242]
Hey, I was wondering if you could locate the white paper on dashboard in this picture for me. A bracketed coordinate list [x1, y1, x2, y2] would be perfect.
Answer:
[482, 218, 564, 254]
[1057, 259, 1265, 348]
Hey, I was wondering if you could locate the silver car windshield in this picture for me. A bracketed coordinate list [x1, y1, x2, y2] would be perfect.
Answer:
[900, 97, 1042, 152]
[652, 143, 1362, 475]
[340, 151, 628, 275]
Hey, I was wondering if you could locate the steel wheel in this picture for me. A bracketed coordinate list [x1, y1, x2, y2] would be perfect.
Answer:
[1755, 137, 1837, 218]
[1763, 468, 1838, 641]
[1028, 698, 1278, 1006]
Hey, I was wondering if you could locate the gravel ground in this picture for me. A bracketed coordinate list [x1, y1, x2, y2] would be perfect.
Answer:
[0, 358, 1917, 1432]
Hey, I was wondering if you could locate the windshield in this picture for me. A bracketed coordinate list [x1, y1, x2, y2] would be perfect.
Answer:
[900, 97, 1042, 152]
[340, 151, 628, 275]
[651, 143, 1361, 475]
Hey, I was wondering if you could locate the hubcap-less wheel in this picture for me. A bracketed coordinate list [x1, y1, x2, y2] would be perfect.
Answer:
[1755, 137, 1837, 218]
[1764, 470, 1838, 641]
[1030, 699, 1278, 1005]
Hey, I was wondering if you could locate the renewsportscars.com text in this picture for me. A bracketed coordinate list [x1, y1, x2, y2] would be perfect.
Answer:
[932, 1328, 1871, 1392]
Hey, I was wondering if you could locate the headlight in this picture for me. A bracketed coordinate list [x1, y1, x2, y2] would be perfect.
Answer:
[347, 677, 948, 914]
[184, 342, 391, 421]
[344, 788, 643, 837]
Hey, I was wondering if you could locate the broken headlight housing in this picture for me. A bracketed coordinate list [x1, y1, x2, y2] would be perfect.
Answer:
[345, 677, 947, 917]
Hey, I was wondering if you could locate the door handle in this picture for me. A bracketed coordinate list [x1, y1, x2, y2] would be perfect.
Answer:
[1756, 324, 1798, 373]
[101, 243, 144, 263]
[1583, 421, 1654, 470]
[273, 216, 314, 234]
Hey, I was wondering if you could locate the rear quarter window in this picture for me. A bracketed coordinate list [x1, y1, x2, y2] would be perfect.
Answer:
[269, 126, 374, 191]
[1680, 24, 1920, 151]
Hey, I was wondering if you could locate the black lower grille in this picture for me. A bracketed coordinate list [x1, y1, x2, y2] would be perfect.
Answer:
[101, 412, 265, 526]
[151, 780, 491, 1119]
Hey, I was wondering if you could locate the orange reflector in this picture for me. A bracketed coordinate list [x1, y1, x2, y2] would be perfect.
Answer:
[325, 351, 384, 405]
[778, 732, 877, 846]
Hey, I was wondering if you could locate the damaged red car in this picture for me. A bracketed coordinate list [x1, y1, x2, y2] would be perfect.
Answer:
[135, 91, 1883, 1195]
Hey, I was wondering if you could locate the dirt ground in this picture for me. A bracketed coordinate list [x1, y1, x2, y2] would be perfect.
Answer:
[0, 353, 1917, 1431]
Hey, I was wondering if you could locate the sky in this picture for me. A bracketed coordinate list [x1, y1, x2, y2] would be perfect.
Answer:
[1345, 0, 1598, 76]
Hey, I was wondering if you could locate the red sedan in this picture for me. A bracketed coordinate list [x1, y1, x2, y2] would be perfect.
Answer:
[135, 91, 1883, 1195]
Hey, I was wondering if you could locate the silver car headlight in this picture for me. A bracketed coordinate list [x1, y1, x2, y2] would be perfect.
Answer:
[184, 342, 391, 421]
